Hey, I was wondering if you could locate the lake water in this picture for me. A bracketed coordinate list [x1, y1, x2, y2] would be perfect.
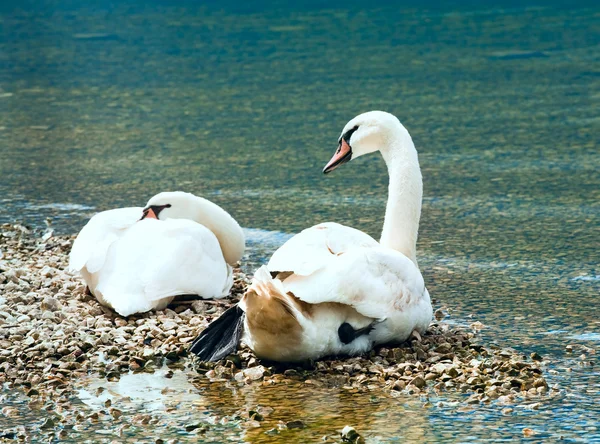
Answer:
[1, 0, 599, 442]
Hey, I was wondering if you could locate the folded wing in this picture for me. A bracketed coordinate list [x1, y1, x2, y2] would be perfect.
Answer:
[69, 207, 142, 274]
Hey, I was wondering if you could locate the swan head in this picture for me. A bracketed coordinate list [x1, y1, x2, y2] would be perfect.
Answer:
[141, 191, 199, 220]
[323, 111, 404, 174]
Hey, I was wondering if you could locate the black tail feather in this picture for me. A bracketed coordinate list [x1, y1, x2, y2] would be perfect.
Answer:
[189, 305, 245, 362]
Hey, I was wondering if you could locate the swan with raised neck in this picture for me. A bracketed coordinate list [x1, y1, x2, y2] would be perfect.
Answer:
[190, 111, 432, 363]
[324, 110, 422, 265]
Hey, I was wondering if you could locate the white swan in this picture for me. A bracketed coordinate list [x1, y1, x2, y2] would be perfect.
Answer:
[190, 111, 432, 362]
[69, 191, 245, 317]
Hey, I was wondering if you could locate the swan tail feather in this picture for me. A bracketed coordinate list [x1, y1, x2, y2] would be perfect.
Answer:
[189, 305, 245, 362]
[241, 266, 309, 361]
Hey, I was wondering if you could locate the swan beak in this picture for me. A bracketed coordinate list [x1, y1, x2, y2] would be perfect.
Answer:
[140, 207, 158, 220]
[323, 139, 352, 174]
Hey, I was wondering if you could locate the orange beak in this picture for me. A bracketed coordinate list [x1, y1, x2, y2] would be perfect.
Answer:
[141, 207, 158, 220]
[323, 138, 352, 174]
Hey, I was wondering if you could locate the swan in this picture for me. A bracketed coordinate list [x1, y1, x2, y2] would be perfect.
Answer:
[69, 191, 245, 317]
[190, 111, 432, 362]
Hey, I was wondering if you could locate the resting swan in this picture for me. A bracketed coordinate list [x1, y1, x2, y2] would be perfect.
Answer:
[190, 111, 432, 362]
[69, 191, 244, 317]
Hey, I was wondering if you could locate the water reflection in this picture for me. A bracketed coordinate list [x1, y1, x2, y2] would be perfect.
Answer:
[77, 368, 201, 412]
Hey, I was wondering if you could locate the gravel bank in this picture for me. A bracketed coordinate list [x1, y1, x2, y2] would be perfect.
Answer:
[0, 223, 555, 440]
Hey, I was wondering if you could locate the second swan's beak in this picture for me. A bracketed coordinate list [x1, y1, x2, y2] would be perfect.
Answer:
[140, 207, 158, 220]
[323, 139, 352, 174]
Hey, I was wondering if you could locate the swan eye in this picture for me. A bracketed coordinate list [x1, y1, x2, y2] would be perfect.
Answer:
[342, 125, 359, 144]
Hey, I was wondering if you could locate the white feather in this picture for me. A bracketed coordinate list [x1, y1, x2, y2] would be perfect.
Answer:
[239, 111, 433, 361]
[69, 192, 242, 317]
[68, 207, 142, 274]
[267, 222, 378, 276]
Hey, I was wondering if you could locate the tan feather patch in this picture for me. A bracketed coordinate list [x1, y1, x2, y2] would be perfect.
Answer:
[243, 288, 303, 358]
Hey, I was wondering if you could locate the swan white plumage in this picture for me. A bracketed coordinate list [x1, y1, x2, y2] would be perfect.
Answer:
[190, 111, 432, 362]
[69, 191, 245, 317]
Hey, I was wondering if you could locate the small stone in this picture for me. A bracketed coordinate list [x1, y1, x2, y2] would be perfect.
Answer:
[392, 380, 406, 391]
[522, 428, 537, 437]
[185, 423, 206, 433]
[341, 425, 364, 443]
[40, 417, 55, 429]
[41, 296, 61, 312]
[1, 407, 19, 417]
[285, 420, 305, 429]
[161, 320, 178, 331]
[409, 376, 426, 389]
[243, 366, 266, 381]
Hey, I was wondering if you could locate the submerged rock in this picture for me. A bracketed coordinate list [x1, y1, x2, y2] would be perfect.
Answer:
[341, 425, 364, 443]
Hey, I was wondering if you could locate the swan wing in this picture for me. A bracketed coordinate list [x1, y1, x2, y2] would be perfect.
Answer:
[267, 222, 379, 276]
[95, 219, 232, 316]
[68, 207, 142, 274]
[140, 219, 233, 301]
[282, 246, 427, 320]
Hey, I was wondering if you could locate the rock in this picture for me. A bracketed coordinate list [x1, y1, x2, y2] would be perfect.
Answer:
[41, 296, 61, 312]
[243, 366, 266, 381]
[161, 320, 178, 331]
[392, 380, 406, 391]
[409, 376, 426, 389]
[0, 431, 17, 439]
[185, 423, 206, 432]
[40, 417, 55, 429]
[39, 266, 55, 278]
[341, 425, 364, 443]
[1, 407, 19, 417]
[522, 428, 537, 437]
[285, 420, 305, 429]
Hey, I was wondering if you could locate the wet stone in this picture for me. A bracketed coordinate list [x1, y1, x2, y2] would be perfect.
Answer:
[341, 425, 365, 443]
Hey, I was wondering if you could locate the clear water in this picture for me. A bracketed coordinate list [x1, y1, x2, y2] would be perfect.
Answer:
[1, 0, 599, 441]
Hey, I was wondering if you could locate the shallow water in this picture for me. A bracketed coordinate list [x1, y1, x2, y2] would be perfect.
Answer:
[1, 0, 599, 442]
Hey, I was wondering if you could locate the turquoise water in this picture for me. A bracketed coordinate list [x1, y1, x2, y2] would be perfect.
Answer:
[1, 0, 599, 442]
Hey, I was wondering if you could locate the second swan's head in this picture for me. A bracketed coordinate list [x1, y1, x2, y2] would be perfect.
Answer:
[140, 191, 200, 221]
[323, 110, 406, 174]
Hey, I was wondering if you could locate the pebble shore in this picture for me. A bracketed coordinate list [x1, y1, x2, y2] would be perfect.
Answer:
[0, 224, 555, 441]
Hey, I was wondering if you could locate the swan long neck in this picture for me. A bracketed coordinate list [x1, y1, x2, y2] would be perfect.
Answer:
[189, 198, 245, 266]
[379, 129, 422, 266]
